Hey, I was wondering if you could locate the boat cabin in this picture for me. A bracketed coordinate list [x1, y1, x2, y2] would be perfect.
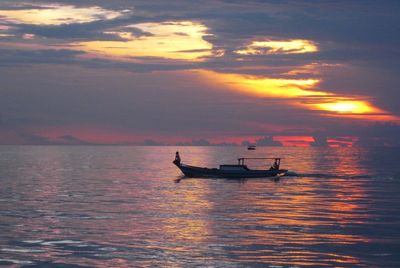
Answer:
[237, 157, 282, 170]
[219, 164, 249, 171]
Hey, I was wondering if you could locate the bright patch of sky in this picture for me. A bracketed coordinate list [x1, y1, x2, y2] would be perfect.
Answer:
[236, 39, 318, 55]
[76, 21, 214, 61]
[0, 4, 125, 25]
[197, 70, 397, 121]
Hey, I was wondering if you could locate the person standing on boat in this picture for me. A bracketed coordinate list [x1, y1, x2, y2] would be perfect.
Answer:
[173, 151, 181, 166]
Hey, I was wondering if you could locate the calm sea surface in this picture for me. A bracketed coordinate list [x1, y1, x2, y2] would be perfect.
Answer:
[0, 146, 400, 267]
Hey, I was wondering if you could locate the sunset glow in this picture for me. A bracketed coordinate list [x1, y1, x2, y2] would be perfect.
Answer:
[0, 4, 123, 25]
[77, 21, 213, 61]
[0, 1, 399, 146]
[2, 2, 400, 265]
[305, 99, 400, 121]
[274, 136, 315, 147]
[199, 70, 326, 98]
[236, 39, 318, 55]
[196, 70, 397, 121]
[311, 100, 379, 114]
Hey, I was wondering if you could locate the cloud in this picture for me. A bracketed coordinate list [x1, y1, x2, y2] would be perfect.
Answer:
[142, 139, 162, 146]
[17, 133, 52, 145]
[310, 134, 328, 147]
[190, 139, 210, 146]
[236, 39, 318, 55]
[192, 70, 398, 121]
[0, 1, 400, 145]
[176, 139, 237, 146]
[75, 21, 215, 61]
[255, 136, 282, 146]
[1, 63, 398, 145]
[0, 48, 83, 66]
[0, 3, 125, 26]
[58, 135, 91, 145]
[7, 132, 92, 145]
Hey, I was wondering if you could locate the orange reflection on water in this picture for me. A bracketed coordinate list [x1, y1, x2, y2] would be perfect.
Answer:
[207, 184, 368, 266]
[207, 147, 370, 266]
[159, 184, 214, 244]
[146, 147, 216, 249]
[2, 146, 376, 267]
[320, 149, 370, 223]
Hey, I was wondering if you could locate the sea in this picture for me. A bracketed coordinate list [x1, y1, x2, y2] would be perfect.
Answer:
[0, 145, 399, 267]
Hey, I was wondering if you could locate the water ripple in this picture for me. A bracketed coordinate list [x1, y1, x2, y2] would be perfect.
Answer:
[0, 146, 399, 267]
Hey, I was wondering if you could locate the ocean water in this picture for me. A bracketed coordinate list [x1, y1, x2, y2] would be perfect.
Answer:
[0, 146, 399, 267]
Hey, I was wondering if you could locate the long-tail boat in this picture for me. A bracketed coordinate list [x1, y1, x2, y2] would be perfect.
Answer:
[173, 152, 287, 179]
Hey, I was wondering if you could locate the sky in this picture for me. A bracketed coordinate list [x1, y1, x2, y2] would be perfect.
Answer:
[0, 0, 400, 146]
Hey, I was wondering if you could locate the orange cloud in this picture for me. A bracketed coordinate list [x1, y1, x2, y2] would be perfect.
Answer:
[0, 4, 125, 25]
[326, 137, 358, 147]
[76, 21, 215, 61]
[309, 100, 379, 114]
[197, 70, 327, 98]
[274, 136, 314, 147]
[196, 70, 399, 122]
[236, 39, 318, 55]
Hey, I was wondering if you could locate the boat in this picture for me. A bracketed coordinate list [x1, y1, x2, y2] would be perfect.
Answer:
[173, 152, 287, 179]
[247, 144, 256, 150]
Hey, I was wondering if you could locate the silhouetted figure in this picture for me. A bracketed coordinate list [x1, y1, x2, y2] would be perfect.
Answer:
[270, 159, 279, 170]
[173, 151, 181, 166]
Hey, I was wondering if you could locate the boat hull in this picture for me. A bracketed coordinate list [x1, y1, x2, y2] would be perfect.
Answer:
[176, 164, 287, 179]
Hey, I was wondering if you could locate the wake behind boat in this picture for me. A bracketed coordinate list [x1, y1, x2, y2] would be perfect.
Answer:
[173, 152, 288, 179]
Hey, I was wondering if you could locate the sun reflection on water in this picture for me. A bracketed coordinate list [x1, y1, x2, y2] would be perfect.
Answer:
[0, 146, 396, 267]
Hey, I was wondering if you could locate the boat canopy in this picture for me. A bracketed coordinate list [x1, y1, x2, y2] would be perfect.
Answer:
[237, 157, 283, 165]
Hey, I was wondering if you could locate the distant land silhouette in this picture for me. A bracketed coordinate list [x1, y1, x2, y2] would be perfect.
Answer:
[2, 133, 400, 147]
